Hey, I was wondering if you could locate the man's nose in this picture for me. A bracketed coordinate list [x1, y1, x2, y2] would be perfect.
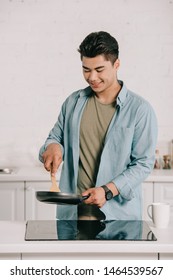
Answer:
[88, 71, 97, 81]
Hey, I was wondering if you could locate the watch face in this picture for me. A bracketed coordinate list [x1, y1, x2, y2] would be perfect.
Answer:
[106, 191, 113, 200]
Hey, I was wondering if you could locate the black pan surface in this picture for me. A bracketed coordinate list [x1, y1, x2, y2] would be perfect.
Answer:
[36, 191, 89, 205]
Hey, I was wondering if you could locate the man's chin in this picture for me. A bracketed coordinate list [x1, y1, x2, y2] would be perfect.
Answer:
[90, 86, 104, 94]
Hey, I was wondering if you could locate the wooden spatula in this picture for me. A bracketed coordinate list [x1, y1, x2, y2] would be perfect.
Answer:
[50, 174, 61, 192]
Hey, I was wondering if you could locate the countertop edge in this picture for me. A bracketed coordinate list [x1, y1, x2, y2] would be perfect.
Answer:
[1, 167, 173, 182]
[0, 221, 173, 254]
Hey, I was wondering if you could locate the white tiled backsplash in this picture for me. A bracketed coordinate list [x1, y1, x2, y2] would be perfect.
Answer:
[0, 0, 173, 167]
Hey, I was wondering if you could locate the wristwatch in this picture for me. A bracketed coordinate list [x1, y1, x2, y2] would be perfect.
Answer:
[101, 185, 113, 201]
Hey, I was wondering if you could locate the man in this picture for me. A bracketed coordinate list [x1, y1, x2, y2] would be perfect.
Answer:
[39, 31, 157, 220]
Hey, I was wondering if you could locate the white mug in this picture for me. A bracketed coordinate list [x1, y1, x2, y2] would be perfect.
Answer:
[147, 202, 170, 228]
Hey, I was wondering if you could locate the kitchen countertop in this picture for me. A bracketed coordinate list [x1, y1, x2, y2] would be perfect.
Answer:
[0, 166, 173, 182]
[0, 166, 61, 181]
[146, 169, 173, 182]
[0, 221, 173, 257]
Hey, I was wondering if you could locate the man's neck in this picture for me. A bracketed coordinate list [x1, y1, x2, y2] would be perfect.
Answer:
[95, 82, 121, 104]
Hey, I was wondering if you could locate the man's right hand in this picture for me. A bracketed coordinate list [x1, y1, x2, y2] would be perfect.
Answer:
[42, 143, 62, 176]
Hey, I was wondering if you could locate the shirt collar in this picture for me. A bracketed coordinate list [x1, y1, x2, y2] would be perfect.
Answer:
[79, 86, 92, 97]
[116, 80, 128, 108]
[79, 80, 128, 107]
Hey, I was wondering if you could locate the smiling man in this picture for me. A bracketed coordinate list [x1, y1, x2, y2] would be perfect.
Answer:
[39, 31, 158, 220]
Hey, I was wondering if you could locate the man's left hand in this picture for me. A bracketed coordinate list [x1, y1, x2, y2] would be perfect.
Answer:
[82, 182, 119, 208]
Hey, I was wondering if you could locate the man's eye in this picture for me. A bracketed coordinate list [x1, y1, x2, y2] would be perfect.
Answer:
[96, 68, 104, 72]
[83, 69, 90, 73]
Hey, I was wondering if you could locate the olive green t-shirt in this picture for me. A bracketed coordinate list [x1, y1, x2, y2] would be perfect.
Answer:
[77, 93, 116, 194]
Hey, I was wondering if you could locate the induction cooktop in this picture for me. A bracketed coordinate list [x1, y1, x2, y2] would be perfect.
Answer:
[25, 220, 157, 241]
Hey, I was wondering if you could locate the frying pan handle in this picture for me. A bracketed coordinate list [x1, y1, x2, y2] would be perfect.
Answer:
[81, 194, 90, 201]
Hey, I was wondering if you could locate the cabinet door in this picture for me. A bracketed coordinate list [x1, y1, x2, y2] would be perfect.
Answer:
[142, 182, 153, 220]
[25, 181, 57, 220]
[0, 182, 24, 221]
[154, 182, 173, 223]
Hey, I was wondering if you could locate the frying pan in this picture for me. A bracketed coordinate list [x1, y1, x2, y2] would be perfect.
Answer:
[36, 191, 89, 205]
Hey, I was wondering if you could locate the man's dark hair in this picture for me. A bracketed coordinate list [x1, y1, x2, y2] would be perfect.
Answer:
[78, 31, 119, 64]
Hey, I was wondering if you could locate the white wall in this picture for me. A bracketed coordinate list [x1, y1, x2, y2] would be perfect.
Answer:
[0, 0, 173, 167]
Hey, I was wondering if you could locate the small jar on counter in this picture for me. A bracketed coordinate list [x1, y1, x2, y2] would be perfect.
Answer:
[163, 155, 171, 169]
[154, 149, 161, 169]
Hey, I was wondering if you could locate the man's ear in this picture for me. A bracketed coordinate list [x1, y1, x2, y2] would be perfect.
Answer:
[114, 59, 120, 70]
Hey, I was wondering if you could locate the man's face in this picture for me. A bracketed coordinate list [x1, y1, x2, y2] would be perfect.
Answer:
[82, 55, 119, 94]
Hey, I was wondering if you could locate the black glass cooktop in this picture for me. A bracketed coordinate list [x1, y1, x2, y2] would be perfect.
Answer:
[25, 220, 157, 241]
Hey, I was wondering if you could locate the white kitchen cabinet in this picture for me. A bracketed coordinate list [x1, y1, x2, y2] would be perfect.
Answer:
[25, 182, 153, 221]
[0, 181, 153, 221]
[1, 171, 173, 223]
[142, 182, 153, 220]
[153, 182, 173, 222]
[0, 182, 24, 221]
[25, 181, 57, 220]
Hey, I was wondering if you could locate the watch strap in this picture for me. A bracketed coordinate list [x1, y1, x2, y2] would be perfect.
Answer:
[101, 185, 113, 200]
[101, 185, 110, 193]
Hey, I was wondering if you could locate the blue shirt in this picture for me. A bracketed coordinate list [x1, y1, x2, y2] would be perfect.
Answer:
[39, 81, 158, 220]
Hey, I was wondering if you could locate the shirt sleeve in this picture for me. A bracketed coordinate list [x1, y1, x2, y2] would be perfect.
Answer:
[112, 102, 158, 200]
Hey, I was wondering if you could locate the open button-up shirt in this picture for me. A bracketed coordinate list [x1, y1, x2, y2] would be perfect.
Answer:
[39, 81, 158, 220]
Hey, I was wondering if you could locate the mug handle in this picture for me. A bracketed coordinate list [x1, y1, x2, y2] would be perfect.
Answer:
[147, 204, 152, 220]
